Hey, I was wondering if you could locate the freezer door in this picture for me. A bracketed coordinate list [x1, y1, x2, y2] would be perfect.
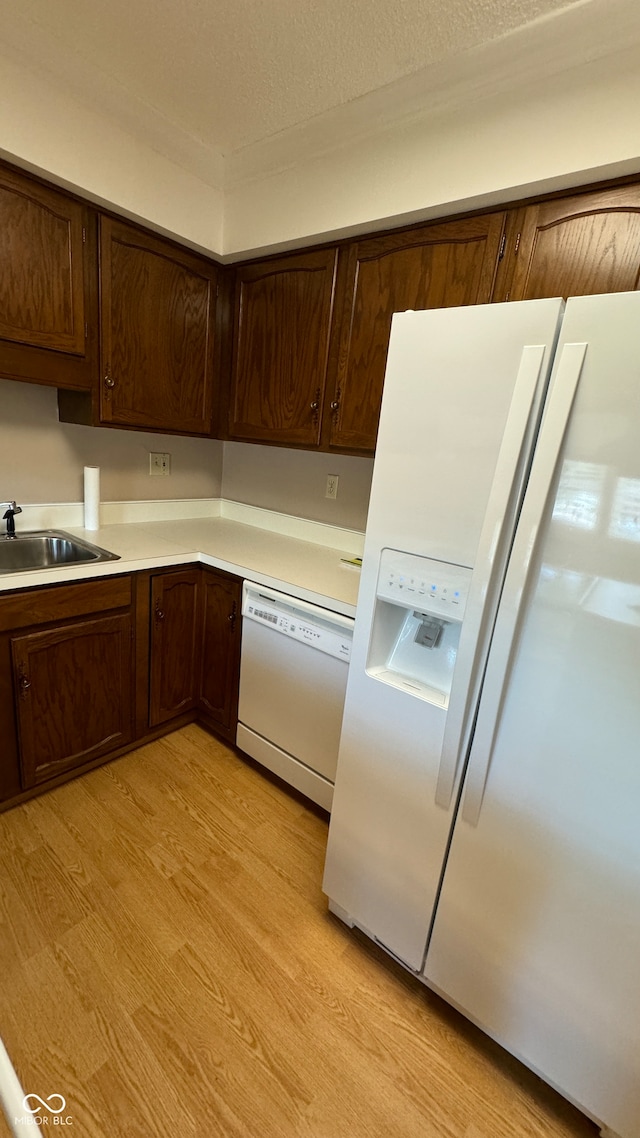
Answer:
[324, 299, 564, 970]
[424, 292, 640, 1138]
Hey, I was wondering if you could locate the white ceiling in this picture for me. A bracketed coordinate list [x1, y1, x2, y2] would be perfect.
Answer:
[1, 0, 638, 189]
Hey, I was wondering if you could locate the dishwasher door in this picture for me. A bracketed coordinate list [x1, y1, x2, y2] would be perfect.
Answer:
[237, 583, 354, 810]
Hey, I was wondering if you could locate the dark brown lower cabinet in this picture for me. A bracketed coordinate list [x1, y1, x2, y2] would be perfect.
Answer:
[198, 567, 242, 740]
[12, 614, 133, 788]
[0, 575, 134, 793]
[0, 565, 243, 811]
[149, 568, 201, 727]
[148, 566, 242, 737]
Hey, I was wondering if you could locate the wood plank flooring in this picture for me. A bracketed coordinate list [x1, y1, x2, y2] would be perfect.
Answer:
[0, 725, 598, 1137]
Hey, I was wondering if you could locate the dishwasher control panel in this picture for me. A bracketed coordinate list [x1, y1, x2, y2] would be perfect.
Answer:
[243, 587, 353, 662]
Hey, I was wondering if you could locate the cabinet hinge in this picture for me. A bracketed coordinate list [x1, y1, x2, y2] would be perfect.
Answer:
[82, 226, 86, 244]
[84, 322, 88, 340]
[216, 282, 220, 297]
[497, 232, 506, 261]
[513, 231, 521, 256]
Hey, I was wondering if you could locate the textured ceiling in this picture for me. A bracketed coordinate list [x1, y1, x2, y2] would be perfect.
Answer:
[1, 0, 590, 163]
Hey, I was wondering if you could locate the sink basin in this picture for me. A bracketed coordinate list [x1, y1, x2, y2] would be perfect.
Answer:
[0, 530, 120, 575]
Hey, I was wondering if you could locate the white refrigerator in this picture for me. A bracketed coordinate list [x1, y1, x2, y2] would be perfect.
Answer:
[323, 292, 640, 1138]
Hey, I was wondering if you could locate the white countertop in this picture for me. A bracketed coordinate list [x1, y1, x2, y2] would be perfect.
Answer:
[0, 517, 362, 616]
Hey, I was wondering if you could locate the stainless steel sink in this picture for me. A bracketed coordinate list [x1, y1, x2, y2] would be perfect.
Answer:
[0, 530, 120, 575]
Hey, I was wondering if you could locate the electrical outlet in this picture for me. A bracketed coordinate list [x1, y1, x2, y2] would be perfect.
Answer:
[325, 474, 339, 500]
[149, 452, 171, 476]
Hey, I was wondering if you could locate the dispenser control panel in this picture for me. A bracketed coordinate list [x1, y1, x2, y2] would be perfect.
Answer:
[376, 549, 472, 620]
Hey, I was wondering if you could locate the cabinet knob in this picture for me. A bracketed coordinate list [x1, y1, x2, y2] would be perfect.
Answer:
[228, 601, 237, 629]
[310, 388, 321, 424]
[104, 365, 116, 393]
[155, 602, 165, 623]
[19, 672, 31, 697]
[330, 386, 341, 420]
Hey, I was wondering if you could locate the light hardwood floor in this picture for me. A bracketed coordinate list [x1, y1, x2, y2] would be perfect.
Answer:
[0, 725, 598, 1138]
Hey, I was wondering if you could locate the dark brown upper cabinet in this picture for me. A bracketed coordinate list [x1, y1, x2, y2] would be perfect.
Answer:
[99, 218, 218, 435]
[324, 213, 507, 453]
[0, 164, 96, 390]
[227, 248, 339, 447]
[494, 184, 640, 302]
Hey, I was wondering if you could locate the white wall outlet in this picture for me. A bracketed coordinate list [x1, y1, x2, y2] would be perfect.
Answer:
[149, 452, 171, 476]
[325, 474, 339, 500]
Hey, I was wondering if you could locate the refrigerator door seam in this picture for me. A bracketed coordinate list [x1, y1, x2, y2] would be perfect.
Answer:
[460, 341, 588, 827]
[435, 344, 549, 810]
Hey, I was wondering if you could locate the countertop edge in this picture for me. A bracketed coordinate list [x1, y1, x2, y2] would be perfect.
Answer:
[0, 519, 361, 616]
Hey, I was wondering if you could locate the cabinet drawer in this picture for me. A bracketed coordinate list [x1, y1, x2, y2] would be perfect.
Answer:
[0, 575, 132, 632]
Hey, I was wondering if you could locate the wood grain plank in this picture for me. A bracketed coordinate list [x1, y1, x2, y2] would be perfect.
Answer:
[0, 945, 109, 1082]
[0, 725, 597, 1138]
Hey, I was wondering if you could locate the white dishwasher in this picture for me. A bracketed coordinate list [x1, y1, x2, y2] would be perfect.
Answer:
[236, 582, 354, 811]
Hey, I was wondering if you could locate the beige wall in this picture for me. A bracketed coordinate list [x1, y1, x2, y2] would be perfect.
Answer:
[0, 379, 223, 504]
[225, 47, 640, 255]
[3, 18, 640, 259]
[222, 442, 373, 532]
[0, 52, 224, 255]
[0, 381, 373, 530]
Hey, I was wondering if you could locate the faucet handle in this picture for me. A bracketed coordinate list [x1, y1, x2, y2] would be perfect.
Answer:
[2, 501, 22, 537]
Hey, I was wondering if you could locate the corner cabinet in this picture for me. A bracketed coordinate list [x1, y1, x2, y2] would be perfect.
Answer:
[1, 576, 134, 794]
[0, 163, 97, 390]
[198, 567, 242, 740]
[0, 564, 245, 812]
[493, 183, 640, 301]
[149, 569, 201, 727]
[323, 213, 507, 452]
[227, 248, 339, 446]
[147, 566, 242, 741]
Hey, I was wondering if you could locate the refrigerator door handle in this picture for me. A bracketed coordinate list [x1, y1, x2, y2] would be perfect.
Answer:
[435, 344, 550, 811]
[460, 341, 588, 827]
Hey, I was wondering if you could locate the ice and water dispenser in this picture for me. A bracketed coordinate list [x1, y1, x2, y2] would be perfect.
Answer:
[366, 549, 472, 707]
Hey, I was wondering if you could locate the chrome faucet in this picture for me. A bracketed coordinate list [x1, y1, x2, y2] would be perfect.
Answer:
[1, 502, 22, 539]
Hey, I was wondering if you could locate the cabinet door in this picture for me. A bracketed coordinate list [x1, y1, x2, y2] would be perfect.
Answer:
[12, 614, 133, 788]
[228, 248, 338, 446]
[99, 218, 217, 434]
[0, 634, 21, 803]
[199, 569, 241, 737]
[149, 570, 200, 727]
[0, 164, 95, 389]
[495, 184, 640, 302]
[326, 214, 506, 452]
